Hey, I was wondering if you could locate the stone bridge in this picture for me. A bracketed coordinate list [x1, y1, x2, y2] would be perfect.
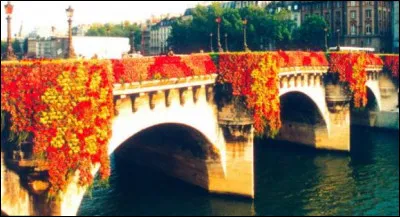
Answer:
[1, 64, 398, 216]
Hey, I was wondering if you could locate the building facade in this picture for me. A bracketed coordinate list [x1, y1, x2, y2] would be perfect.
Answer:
[149, 18, 176, 56]
[266, 1, 302, 27]
[393, 1, 399, 52]
[141, 21, 151, 56]
[27, 37, 68, 59]
[300, 1, 392, 52]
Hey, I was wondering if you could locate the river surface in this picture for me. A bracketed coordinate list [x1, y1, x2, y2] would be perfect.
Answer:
[78, 126, 399, 216]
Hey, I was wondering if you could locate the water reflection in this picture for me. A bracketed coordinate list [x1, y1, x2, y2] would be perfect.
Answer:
[78, 127, 399, 216]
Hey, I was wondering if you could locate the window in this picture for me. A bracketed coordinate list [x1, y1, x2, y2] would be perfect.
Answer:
[288, 5, 291, 11]
[325, 12, 330, 21]
[336, 2, 341, 8]
[351, 39, 356, 45]
[351, 11, 356, 19]
[366, 9, 372, 19]
[351, 23, 357, 35]
[335, 11, 341, 19]
[366, 23, 372, 34]
[294, 5, 298, 10]
[350, 1, 356, 7]
[366, 38, 372, 45]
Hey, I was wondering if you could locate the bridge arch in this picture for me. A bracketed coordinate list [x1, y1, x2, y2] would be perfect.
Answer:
[279, 89, 330, 135]
[113, 122, 222, 161]
[276, 90, 330, 148]
[60, 90, 229, 216]
[76, 123, 225, 216]
[365, 87, 380, 112]
[366, 82, 382, 112]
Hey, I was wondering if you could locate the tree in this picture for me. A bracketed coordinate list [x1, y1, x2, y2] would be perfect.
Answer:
[295, 15, 329, 51]
[1, 41, 6, 57]
[168, 3, 298, 53]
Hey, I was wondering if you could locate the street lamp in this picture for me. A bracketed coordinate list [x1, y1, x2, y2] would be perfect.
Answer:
[242, 18, 250, 52]
[224, 33, 228, 52]
[209, 33, 214, 53]
[324, 28, 328, 51]
[66, 5, 76, 59]
[129, 30, 136, 54]
[4, 1, 16, 60]
[215, 17, 223, 52]
[336, 29, 340, 51]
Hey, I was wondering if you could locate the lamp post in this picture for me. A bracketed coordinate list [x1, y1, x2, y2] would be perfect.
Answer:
[243, 18, 250, 52]
[224, 33, 228, 52]
[324, 28, 328, 51]
[4, 1, 16, 60]
[336, 29, 340, 51]
[209, 33, 214, 52]
[216, 17, 223, 52]
[66, 6, 76, 59]
[129, 30, 136, 54]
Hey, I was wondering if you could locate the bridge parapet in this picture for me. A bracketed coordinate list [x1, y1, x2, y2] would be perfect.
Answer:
[112, 74, 218, 96]
[279, 66, 328, 89]
[111, 74, 217, 115]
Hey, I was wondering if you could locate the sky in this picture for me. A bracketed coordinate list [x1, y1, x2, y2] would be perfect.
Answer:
[1, 1, 209, 39]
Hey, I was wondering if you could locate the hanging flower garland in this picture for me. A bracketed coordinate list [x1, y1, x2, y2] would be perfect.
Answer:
[329, 52, 383, 108]
[181, 54, 217, 76]
[381, 55, 399, 78]
[111, 54, 216, 83]
[111, 57, 155, 83]
[1, 60, 114, 197]
[219, 52, 281, 136]
[277, 51, 329, 68]
[247, 53, 281, 137]
[148, 56, 193, 79]
[218, 51, 329, 136]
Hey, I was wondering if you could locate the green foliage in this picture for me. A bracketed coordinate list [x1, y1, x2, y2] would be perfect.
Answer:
[85, 21, 142, 50]
[294, 15, 329, 50]
[1, 41, 6, 56]
[168, 3, 297, 53]
[1, 39, 28, 59]
[1, 111, 5, 133]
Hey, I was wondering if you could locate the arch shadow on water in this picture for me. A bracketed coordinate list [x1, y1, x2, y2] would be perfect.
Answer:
[275, 91, 328, 149]
[77, 123, 230, 216]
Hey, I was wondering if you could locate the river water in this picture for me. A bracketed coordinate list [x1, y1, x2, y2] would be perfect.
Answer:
[78, 126, 399, 216]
